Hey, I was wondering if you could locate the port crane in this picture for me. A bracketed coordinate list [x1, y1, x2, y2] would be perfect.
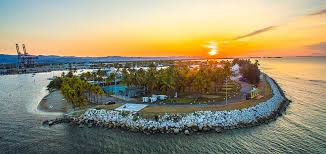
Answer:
[16, 44, 37, 69]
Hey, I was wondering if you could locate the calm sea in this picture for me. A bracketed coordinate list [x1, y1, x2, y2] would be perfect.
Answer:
[0, 57, 326, 153]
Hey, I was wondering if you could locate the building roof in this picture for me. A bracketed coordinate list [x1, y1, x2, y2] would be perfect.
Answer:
[250, 87, 261, 93]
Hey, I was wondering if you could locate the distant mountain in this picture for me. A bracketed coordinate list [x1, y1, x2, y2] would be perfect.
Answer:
[0, 54, 202, 64]
[0, 54, 17, 64]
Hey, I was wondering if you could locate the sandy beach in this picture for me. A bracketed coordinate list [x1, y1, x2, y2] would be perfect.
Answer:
[38, 90, 72, 112]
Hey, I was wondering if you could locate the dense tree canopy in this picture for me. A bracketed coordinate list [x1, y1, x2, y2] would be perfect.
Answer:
[235, 59, 261, 85]
[47, 59, 261, 107]
[47, 71, 105, 107]
[121, 62, 232, 97]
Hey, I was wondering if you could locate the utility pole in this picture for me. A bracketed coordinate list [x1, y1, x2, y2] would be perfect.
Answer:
[114, 75, 117, 95]
[225, 78, 228, 105]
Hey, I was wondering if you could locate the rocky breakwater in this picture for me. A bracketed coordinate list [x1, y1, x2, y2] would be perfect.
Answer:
[45, 75, 290, 135]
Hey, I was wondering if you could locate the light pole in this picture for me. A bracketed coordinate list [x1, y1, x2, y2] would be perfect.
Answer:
[225, 78, 228, 105]
[114, 74, 117, 95]
[264, 73, 267, 97]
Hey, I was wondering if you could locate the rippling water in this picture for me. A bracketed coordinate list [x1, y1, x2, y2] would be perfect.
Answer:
[1, 57, 326, 153]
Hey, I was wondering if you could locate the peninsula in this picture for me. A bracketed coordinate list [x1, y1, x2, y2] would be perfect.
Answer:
[42, 59, 290, 135]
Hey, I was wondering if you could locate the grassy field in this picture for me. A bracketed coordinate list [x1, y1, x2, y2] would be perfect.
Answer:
[139, 79, 272, 119]
[163, 97, 196, 104]
[161, 80, 241, 104]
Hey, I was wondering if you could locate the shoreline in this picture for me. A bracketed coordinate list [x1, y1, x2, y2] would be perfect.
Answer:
[43, 74, 290, 135]
[38, 90, 72, 113]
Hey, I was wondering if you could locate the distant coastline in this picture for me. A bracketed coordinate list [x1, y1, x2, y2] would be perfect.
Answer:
[1, 53, 324, 65]
[0, 54, 203, 64]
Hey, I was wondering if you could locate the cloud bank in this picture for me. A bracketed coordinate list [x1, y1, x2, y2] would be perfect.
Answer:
[306, 42, 326, 50]
[307, 8, 326, 16]
[306, 42, 326, 55]
[232, 8, 325, 41]
[233, 26, 277, 40]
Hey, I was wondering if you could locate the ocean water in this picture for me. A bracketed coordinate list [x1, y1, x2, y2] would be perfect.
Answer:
[0, 57, 326, 153]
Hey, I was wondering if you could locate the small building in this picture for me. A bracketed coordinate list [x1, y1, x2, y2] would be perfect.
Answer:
[231, 64, 240, 75]
[157, 95, 168, 100]
[250, 87, 261, 99]
[142, 97, 150, 103]
[88, 80, 106, 86]
[102, 67, 117, 75]
[142, 94, 168, 103]
[149, 97, 157, 103]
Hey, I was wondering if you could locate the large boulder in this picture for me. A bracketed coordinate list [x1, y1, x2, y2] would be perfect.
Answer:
[203, 126, 209, 132]
[87, 123, 93, 128]
[215, 127, 223, 133]
[173, 128, 180, 134]
[198, 125, 203, 131]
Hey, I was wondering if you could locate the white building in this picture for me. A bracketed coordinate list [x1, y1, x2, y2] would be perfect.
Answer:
[142, 97, 150, 103]
[231, 64, 240, 75]
[149, 97, 157, 103]
[142, 94, 168, 103]
[230, 64, 242, 81]
[157, 95, 168, 100]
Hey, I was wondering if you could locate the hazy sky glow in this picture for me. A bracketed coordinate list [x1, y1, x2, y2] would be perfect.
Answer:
[0, 0, 326, 57]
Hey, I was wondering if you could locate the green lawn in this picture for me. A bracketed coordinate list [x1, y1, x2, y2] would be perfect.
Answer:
[163, 97, 196, 104]
[139, 79, 273, 119]
[160, 81, 241, 104]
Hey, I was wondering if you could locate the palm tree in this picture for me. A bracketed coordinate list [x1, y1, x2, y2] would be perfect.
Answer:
[85, 82, 92, 103]
[107, 72, 116, 94]
[136, 68, 146, 90]
[161, 67, 176, 96]
[145, 63, 158, 95]
[212, 67, 224, 94]
[105, 77, 112, 87]
[85, 72, 92, 81]
[96, 69, 106, 81]
[91, 72, 97, 81]
[96, 86, 105, 103]
[66, 70, 74, 78]
[121, 68, 132, 87]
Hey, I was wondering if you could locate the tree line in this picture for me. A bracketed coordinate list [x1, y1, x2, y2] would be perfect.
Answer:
[47, 72, 105, 107]
[121, 62, 233, 97]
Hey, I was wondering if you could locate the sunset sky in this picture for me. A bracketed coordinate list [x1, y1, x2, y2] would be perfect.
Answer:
[0, 0, 325, 57]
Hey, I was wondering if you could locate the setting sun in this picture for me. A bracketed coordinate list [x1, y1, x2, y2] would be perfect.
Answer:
[207, 42, 218, 56]
[208, 49, 217, 56]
